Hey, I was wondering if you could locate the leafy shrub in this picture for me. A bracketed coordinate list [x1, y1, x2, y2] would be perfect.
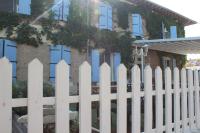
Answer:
[12, 80, 55, 98]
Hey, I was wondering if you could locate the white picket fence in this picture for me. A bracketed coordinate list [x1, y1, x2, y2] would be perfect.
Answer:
[0, 57, 200, 133]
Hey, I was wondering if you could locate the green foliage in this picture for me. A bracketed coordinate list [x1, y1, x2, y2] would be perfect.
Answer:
[106, 1, 185, 39]
[12, 80, 55, 98]
[0, 0, 186, 68]
[117, 32, 135, 69]
[12, 80, 55, 116]
[15, 23, 42, 47]
[31, 0, 54, 17]
[0, 12, 20, 30]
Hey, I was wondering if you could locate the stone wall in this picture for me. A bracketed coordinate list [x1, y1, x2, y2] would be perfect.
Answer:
[16, 44, 88, 86]
[17, 44, 50, 81]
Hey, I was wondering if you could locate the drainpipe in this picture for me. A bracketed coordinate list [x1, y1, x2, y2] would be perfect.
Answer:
[133, 45, 148, 88]
[140, 48, 144, 84]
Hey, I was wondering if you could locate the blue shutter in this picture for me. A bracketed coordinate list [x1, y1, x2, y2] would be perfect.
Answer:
[99, 3, 108, 29]
[62, 46, 71, 64]
[132, 14, 143, 37]
[53, 0, 70, 21]
[50, 45, 71, 82]
[4, 40, 17, 80]
[50, 45, 62, 81]
[62, 46, 71, 78]
[91, 50, 100, 82]
[53, 0, 62, 20]
[0, 39, 3, 58]
[170, 26, 177, 38]
[139, 15, 143, 37]
[112, 53, 121, 82]
[63, 0, 70, 21]
[107, 5, 112, 30]
[18, 0, 31, 15]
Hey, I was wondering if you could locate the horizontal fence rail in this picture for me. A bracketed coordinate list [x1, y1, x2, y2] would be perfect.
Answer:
[0, 57, 200, 133]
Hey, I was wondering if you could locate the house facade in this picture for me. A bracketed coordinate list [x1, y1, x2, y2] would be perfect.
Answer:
[0, 0, 197, 87]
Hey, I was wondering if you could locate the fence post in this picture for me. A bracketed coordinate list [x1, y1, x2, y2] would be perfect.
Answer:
[100, 63, 111, 133]
[194, 70, 200, 129]
[155, 67, 163, 133]
[117, 64, 127, 133]
[174, 68, 181, 133]
[144, 65, 153, 133]
[0, 58, 12, 133]
[181, 69, 188, 133]
[132, 65, 141, 133]
[79, 62, 91, 133]
[28, 59, 43, 133]
[165, 67, 172, 133]
[55, 61, 70, 133]
[188, 70, 195, 130]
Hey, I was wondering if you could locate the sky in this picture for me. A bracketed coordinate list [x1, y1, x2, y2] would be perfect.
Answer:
[150, 0, 200, 60]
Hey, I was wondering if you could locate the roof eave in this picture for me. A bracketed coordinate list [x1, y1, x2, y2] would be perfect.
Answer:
[131, 0, 197, 26]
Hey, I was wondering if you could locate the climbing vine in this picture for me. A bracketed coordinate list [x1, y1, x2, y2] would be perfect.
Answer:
[104, 0, 185, 39]
[15, 23, 42, 47]
[0, 0, 186, 67]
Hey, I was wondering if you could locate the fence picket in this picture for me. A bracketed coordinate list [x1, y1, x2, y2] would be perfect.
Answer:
[144, 65, 153, 133]
[155, 67, 163, 133]
[100, 63, 111, 133]
[79, 62, 92, 133]
[194, 70, 200, 128]
[0, 58, 12, 133]
[174, 68, 181, 133]
[165, 67, 172, 133]
[188, 70, 195, 130]
[117, 64, 127, 133]
[55, 61, 70, 133]
[132, 65, 141, 133]
[1, 57, 200, 133]
[181, 69, 188, 132]
[28, 59, 43, 133]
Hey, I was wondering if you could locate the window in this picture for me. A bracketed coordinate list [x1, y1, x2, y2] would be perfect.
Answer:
[17, 0, 31, 15]
[132, 14, 143, 37]
[50, 45, 71, 82]
[110, 52, 121, 82]
[170, 26, 177, 38]
[91, 50, 100, 83]
[99, 2, 112, 30]
[0, 39, 17, 80]
[162, 57, 171, 70]
[52, 0, 70, 21]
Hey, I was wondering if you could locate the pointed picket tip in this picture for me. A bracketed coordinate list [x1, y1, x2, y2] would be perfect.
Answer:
[0, 57, 10, 65]
[155, 66, 162, 72]
[155, 66, 162, 77]
[80, 61, 91, 69]
[100, 62, 110, 71]
[174, 67, 179, 73]
[118, 64, 127, 72]
[57, 60, 69, 69]
[58, 60, 68, 66]
[173, 67, 179, 78]
[28, 58, 43, 68]
[132, 64, 140, 71]
[188, 69, 193, 76]
[131, 64, 140, 82]
[181, 68, 186, 73]
[145, 65, 151, 69]
[144, 65, 152, 73]
[165, 67, 171, 72]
